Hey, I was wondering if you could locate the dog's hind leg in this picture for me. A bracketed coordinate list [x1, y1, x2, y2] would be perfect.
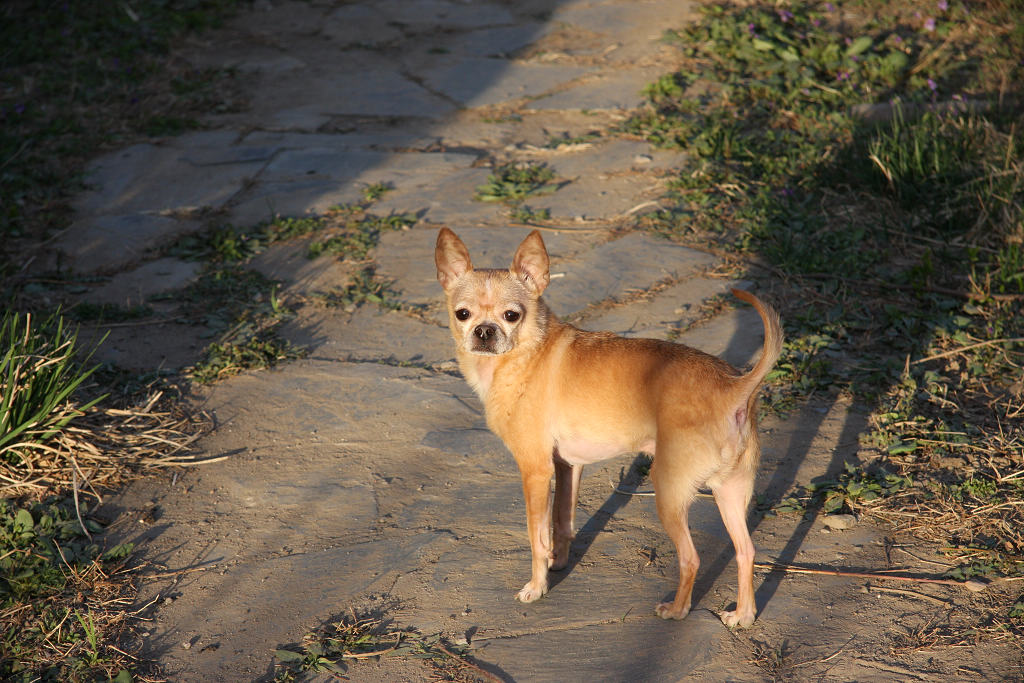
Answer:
[711, 465, 757, 627]
[551, 458, 582, 571]
[651, 441, 702, 620]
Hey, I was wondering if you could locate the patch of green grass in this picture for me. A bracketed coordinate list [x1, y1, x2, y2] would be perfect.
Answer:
[167, 200, 413, 265]
[544, 131, 602, 148]
[362, 182, 393, 202]
[509, 204, 552, 223]
[314, 268, 402, 312]
[307, 212, 417, 261]
[190, 333, 303, 384]
[772, 461, 913, 516]
[475, 162, 559, 203]
[0, 497, 137, 681]
[178, 271, 305, 383]
[1, 311, 104, 470]
[635, 0, 1023, 601]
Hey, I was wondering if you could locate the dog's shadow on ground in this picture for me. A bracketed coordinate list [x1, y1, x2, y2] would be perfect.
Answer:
[548, 453, 650, 591]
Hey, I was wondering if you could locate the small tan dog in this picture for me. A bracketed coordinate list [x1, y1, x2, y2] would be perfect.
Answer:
[435, 227, 782, 627]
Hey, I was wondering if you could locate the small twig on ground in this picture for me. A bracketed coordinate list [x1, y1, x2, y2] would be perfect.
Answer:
[754, 561, 987, 591]
[912, 337, 1024, 364]
[867, 584, 952, 607]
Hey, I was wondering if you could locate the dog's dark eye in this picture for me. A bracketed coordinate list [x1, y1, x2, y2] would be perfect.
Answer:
[455, 308, 471, 321]
[503, 310, 521, 323]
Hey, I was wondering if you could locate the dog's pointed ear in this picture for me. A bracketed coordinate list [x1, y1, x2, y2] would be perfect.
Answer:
[436, 228, 473, 291]
[511, 230, 550, 296]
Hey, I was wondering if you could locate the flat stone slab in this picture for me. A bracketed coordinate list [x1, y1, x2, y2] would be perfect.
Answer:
[374, 0, 516, 29]
[578, 276, 745, 339]
[676, 306, 767, 369]
[475, 611, 724, 682]
[321, 4, 405, 46]
[229, 149, 479, 226]
[61, 214, 197, 274]
[543, 232, 717, 315]
[534, 138, 683, 176]
[82, 258, 202, 306]
[74, 132, 271, 217]
[281, 307, 454, 366]
[369, 167, 505, 226]
[417, 59, 591, 107]
[527, 67, 667, 110]
[534, 172, 661, 221]
[153, 533, 453, 682]
[253, 62, 455, 129]
[403, 23, 547, 61]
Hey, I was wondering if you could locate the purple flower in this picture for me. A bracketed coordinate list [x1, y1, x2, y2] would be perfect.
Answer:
[924, 16, 936, 31]
[927, 78, 938, 91]
[938, 0, 948, 11]
[825, 2, 836, 12]
[812, 17, 821, 26]
[838, 70, 850, 81]
[748, 22, 757, 34]
[777, 9, 794, 22]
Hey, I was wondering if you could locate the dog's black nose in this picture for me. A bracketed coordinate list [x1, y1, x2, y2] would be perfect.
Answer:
[474, 323, 497, 341]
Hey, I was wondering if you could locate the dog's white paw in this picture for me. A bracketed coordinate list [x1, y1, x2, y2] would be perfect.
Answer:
[515, 581, 547, 603]
[720, 608, 755, 628]
[654, 601, 690, 620]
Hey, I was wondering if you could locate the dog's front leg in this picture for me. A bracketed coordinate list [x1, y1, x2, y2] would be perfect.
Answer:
[551, 458, 582, 571]
[516, 461, 555, 602]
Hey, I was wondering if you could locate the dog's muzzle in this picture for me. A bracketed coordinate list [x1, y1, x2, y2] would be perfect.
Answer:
[472, 323, 500, 353]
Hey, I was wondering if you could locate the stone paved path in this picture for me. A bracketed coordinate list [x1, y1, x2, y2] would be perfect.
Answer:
[61, 1, 999, 681]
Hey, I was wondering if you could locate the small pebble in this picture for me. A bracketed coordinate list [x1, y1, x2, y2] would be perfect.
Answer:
[822, 514, 857, 530]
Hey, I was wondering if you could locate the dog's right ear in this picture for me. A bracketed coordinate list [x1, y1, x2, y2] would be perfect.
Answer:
[511, 230, 550, 296]
[435, 228, 473, 292]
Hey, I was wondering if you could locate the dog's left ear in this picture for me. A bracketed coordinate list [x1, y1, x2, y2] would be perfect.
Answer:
[511, 230, 550, 296]
[436, 227, 473, 292]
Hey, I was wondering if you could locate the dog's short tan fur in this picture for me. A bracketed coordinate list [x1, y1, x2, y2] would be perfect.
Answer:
[435, 228, 782, 627]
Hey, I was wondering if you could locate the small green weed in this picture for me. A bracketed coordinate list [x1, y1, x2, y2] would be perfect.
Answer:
[273, 608, 489, 682]
[190, 333, 303, 384]
[509, 205, 551, 223]
[307, 212, 417, 261]
[362, 182, 393, 202]
[772, 461, 912, 515]
[1010, 596, 1024, 620]
[475, 162, 558, 204]
[181, 273, 305, 383]
[544, 131, 602, 148]
[0, 498, 138, 681]
[315, 268, 402, 312]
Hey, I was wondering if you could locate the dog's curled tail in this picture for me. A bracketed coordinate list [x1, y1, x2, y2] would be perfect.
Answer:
[731, 288, 783, 399]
